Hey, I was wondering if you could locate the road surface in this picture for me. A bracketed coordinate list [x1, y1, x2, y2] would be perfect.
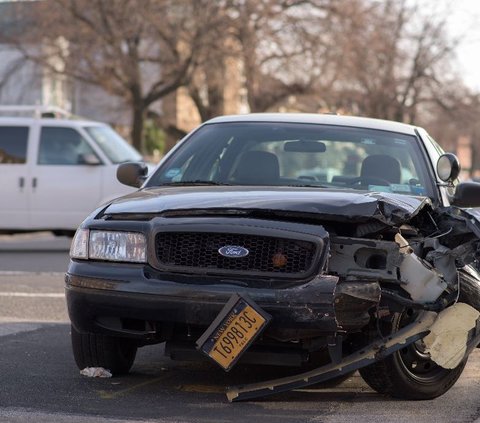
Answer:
[0, 232, 70, 273]
[0, 234, 479, 422]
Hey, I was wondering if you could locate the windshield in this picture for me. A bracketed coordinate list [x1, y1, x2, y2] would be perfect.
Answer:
[147, 122, 434, 198]
[84, 125, 142, 164]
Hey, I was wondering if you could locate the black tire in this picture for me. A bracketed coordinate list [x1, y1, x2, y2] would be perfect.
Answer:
[71, 325, 137, 375]
[359, 310, 467, 400]
[458, 267, 480, 347]
[52, 230, 75, 237]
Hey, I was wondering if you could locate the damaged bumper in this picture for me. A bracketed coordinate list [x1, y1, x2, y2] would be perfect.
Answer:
[67, 261, 381, 339]
[227, 311, 438, 401]
[227, 305, 480, 401]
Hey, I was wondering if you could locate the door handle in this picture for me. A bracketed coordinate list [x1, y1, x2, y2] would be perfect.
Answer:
[32, 177, 37, 189]
[19, 177, 24, 188]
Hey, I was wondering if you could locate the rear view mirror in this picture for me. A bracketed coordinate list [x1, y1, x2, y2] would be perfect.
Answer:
[284, 140, 326, 153]
[117, 162, 148, 188]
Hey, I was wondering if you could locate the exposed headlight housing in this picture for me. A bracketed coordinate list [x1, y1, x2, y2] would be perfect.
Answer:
[70, 229, 147, 263]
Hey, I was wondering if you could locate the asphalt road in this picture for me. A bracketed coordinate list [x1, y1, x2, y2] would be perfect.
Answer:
[1, 235, 480, 422]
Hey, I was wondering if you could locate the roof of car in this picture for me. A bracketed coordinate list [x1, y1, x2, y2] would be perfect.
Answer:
[206, 113, 418, 135]
[0, 117, 106, 126]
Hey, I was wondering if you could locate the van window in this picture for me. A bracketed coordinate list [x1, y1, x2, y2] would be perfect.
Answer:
[85, 126, 142, 164]
[38, 127, 98, 165]
[0, 126, 29, 164]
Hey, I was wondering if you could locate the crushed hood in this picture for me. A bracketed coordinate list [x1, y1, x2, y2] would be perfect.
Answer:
[102, 186, 432, 226]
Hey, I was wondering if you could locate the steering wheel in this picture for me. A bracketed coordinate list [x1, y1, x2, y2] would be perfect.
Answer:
[347, 176, 392, 187]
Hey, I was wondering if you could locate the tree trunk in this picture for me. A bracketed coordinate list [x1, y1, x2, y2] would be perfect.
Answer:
[130, 104, 145, 153]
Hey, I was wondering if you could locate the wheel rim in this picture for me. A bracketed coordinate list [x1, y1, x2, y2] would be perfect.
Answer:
[396, 310, 449, 383]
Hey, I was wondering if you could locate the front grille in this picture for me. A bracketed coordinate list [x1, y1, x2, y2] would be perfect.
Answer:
[155, 232, 318, 277]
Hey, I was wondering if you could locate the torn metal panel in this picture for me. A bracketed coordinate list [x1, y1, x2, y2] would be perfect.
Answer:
[333, 281, 381, 329]
[396, 233, 448, 303]
[226, 311, 437, 402]
[423, 303, 480, 369]
[425, 239, 478, 286]
[267, 275, 339, 336]
[446, 207, 480, 239]
[329, 236, 401, 282]
[459, 267, 480, 312]
[430, 207, 480, 254]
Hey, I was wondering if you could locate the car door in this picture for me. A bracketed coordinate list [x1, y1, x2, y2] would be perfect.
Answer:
[0, 125, 31, 230]
[30, 126, 104, 230]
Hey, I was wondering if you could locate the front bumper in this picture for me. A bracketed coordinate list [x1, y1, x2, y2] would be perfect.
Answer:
[66, 260, 380, 341]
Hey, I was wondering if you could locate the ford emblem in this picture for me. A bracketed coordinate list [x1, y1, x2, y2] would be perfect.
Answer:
[218, 245, 249, 258]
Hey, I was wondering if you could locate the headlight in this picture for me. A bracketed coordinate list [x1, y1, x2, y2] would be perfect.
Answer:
[70, 229, 89, 259]
[70, 229, 147, 263]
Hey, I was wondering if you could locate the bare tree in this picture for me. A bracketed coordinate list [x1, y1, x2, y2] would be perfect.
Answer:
[231, 0, 335, 113]
[326, 0, 459, 123]
[185, 0, 344, 121]
[2, 0, 470, 156]
[6, 0, 223, 152]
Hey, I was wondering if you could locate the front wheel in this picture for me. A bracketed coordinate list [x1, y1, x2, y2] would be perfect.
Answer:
[359, 310, 467, 400]
[71, 325, 137, 375]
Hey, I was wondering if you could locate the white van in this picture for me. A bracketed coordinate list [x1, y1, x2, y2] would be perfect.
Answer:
[0, 107, 147, 235]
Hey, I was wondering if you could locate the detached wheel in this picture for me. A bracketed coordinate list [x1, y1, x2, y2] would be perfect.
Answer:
[71, 325, 137, 375]
[359, 309, 467, 400]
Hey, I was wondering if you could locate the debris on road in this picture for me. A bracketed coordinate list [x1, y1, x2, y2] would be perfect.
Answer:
[80, 367, 112, 378]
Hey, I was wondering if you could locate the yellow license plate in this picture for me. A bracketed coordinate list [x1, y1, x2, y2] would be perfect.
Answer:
[196, 294, 271, 371]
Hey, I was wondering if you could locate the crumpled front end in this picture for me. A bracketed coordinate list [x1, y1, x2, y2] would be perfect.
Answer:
[224, 201, 480, 400]
[69, 187, 480, 401]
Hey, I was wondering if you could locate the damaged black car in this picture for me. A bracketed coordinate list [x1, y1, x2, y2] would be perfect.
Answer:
[66, 113, 480, 401]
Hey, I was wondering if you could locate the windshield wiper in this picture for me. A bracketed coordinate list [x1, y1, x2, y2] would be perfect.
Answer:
[161, 180, 231, 186]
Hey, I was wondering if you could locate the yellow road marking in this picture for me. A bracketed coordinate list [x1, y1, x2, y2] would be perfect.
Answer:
[97, 377, 167, 399]
[177, 384, 225, 394]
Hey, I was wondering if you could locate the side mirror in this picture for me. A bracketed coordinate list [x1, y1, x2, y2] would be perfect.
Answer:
[117, 162, 148, 188]
[437, 153, 460, 182]
[452, 182, 480, 207]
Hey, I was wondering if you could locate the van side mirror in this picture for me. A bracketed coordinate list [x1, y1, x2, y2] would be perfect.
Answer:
[437, 153, 460, 182]
[117, 162, 148, 188]
[452, 182, 480, 208]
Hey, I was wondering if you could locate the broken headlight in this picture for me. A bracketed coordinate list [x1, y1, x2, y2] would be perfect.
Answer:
[70, 229, 147, 263]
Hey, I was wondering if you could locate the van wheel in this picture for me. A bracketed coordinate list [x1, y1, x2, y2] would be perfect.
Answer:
[71, 326, 137, 375]
[359, 309, 467, 399]
[52, 230, 75, 237]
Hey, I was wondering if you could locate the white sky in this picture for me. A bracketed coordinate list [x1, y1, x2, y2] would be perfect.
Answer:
[448, 0, 480, 90]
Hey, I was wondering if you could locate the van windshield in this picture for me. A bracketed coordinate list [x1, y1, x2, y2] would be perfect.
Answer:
[85, 125, 142, 164]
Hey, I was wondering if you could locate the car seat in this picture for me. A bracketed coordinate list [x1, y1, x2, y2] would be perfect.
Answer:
[233, 150, 280, 185]
[361, 154, 401, 184]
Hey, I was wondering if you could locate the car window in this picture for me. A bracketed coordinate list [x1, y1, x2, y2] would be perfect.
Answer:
[238, 138, 422, 185]
[148, 122, 434, 198]
[0, 126, 29, 164]
[84, 125, 142, 164]
[38, 127, 99, 165]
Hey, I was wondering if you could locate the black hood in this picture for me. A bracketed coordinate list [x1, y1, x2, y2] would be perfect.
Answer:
[101, 186, 432, 227]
